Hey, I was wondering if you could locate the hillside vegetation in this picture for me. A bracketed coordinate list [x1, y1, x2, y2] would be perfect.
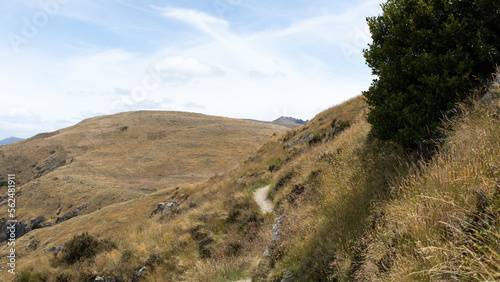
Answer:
[2, 81, 500, 281]
[0, 111, 286, 224]
[4, 76, 500, 281]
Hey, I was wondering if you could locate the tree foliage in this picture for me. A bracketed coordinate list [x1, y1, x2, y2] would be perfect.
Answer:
[363, 0, 500, 147]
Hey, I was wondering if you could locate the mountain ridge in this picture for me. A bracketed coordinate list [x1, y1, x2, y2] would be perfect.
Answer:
[0, 136, 23, 146]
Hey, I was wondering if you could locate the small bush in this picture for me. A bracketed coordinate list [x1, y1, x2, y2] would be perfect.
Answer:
[15, 270, 48, 282]
[267, 157, 285, 172]
[31, 222, 42, 230]
[308, 134, 323, 145]
[61, 232, 116, 264]
[226, 194, 263, 240]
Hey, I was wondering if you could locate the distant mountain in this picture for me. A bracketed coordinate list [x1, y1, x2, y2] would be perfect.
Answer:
[0, 137, 23, 146]
[272, 116, 307, 128]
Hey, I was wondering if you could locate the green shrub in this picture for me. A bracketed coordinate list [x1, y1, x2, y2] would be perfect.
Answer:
[267, 157, 285, 172]
[15, 270, 48, 282]
[308, 134, 323, 145]
[31, 222, 42, 230]
[61, 233, 116, 264]
[363, 0, 500, 147]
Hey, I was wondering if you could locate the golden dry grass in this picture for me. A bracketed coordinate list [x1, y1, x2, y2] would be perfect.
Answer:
[5, 84, 499, 282]
[0, 111, 287, 280]
[0, 111, 286, 221]
[354, 87, 500, 281]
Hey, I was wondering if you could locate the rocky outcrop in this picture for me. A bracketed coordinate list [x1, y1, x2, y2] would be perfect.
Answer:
[263, 216, 283, 256]
[149, 200, 178, 218]
[55, 204, 89, 224]
[30, 216, 45, 228]
[0, 218, 31, 243]
[482, 71, 500, 101]
[285, 134, 314, 148]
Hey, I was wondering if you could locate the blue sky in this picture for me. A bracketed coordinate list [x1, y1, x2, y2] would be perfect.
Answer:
[0, 0, 383, 140]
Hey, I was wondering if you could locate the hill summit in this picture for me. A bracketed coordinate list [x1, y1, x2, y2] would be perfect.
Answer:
[272, 116, 307, 128]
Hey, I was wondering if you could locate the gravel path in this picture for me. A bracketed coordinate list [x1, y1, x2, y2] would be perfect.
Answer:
[254, 185, 274, 213]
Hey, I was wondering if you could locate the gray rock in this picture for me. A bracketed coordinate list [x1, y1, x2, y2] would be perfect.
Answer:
[56, 211, 78, 224]
[0, 219, 31, 243]
[263, 216, 283, 257]
[135, 266, 148, 277]
[157, 202, 165, 210]
[43, 222, 54, 228]
[56, 204, 89, 224]
[26, 239, 39, 250]
[272, 216, 283, 241]
[166, 200, 178, 208]
[49, 245, 61, 252]
[263, 246, 270, 256]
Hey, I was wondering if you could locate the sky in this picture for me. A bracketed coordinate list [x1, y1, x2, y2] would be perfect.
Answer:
[0, 0, 383, 140]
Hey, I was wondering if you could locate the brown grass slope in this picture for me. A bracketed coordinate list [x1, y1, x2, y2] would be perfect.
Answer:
[1, 97, 367, 281]
[0, 111, 286, 262]
[8, 78, 499, 282]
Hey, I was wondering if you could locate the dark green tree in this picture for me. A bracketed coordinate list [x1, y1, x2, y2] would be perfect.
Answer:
[363, 0, 500, 147]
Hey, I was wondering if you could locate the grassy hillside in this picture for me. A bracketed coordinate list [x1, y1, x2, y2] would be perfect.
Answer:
[0, 111, 286, 224]
[0, 111, 288, 280]
[4, 74, 500, 281]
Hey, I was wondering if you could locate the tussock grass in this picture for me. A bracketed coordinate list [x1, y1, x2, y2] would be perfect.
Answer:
[355, 86, 500, 281]
[0, 112, 287, 281]
[6, 84, 500, 281]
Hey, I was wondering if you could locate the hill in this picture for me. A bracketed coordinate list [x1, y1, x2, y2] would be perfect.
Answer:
[0, 137, 23, 146]
[271, 117, 307, 128]
[3, 74, 500, 281]
[0, 111, 287, 248]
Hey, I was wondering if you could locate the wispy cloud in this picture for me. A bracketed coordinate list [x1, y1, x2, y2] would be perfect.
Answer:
[156, 6, 228, 37]
[0, 0, 384, 139]
[155, 56, 224, 82]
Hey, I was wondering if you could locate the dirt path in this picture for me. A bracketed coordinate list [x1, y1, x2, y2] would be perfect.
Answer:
[232, 186, 273, 282]
[254, 185, 274, 213]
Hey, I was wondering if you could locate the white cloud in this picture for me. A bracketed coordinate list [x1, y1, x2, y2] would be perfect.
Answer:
[156, 6, 228, 37]
[0, 0, 384, 139]
[0, 108, 39, 123]
[67, 49, 143, 91]
[155, 56, 223, 81]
